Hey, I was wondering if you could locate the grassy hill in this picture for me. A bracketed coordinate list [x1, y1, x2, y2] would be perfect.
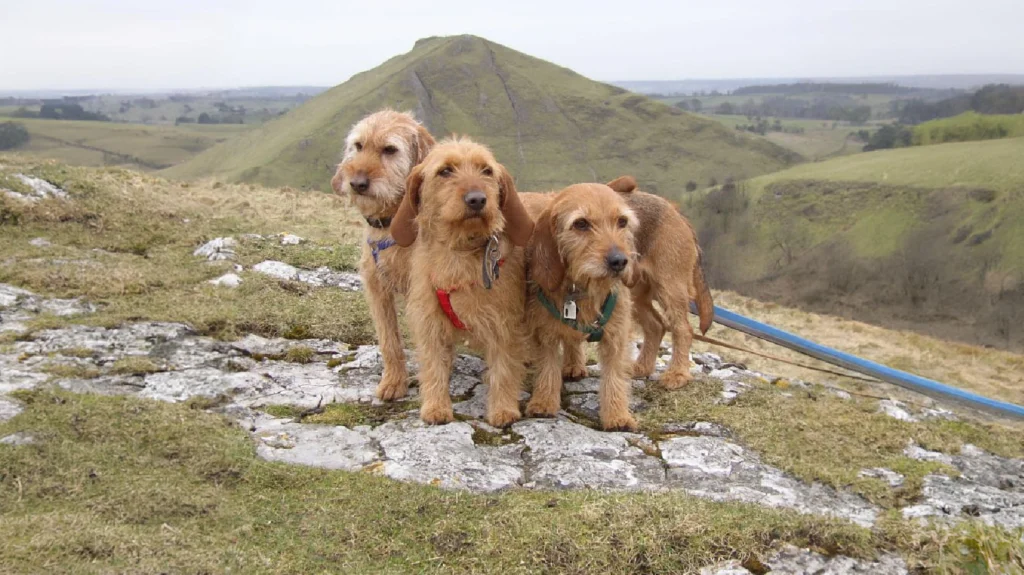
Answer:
[682, 137, 1024, 350]
[165, 35, 798, 193]
[4, 118, 249, 170]
[914, 111, 1024, 146]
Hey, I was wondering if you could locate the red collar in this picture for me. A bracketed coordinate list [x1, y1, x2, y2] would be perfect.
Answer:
[434, 259, 505, 331]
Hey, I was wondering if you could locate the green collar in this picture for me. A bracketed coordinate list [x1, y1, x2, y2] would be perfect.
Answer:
[536, 289, 618, 343]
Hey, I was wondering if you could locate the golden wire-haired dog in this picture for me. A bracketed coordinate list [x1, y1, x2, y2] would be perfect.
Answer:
[524, 184, 640, 431]
[391, 137, 535, 426]
[604, 175, 714, 389]
[329, 110, 435, 401]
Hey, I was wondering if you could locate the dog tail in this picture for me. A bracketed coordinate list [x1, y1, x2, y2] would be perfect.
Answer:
[688, 224, 715, 335]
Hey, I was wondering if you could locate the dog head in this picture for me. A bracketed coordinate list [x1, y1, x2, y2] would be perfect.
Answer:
[391, 137, 534, 248]
[528, 183, 638, 293]
[329, 109, 435, 217]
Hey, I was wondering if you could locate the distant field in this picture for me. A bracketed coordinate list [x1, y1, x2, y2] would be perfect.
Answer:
[3, 118, 250, 170]
[655, 92, 903, 119]
[749, 136, 1024, 193]
[914, 111, 1024, 146]
[705, 114, 870, 160]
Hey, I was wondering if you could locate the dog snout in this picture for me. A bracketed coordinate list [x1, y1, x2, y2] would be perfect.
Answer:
[464, 189, 487, 212]
[606, 248, 628, 274]
[350, 172, 370, 194]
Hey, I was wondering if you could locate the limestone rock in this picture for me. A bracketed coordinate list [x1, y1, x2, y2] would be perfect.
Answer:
[254, 417, 381, 471]
[700, 544, 907, 574]
[514, 418, 665, 490]
[29, 237, 51, 248]
[0, 432, 36, 446]
[659, 436, 878, 527]
[0, 396, 22, 422]
[253, 260, 298, 280]
[879, 399, 918, 422]
[193, 237, 238, 261]
[279, 234, 305, 245]
[208, 273, 242, 288]
[371, 419, 524, 492]
[860, 467, 906, 488]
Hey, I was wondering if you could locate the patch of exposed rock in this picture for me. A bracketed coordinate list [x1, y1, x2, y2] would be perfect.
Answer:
[0, 283, 95, 335]
[2, 174, 68, 202]
[252, 260, 362, 291]
[2, 319, 1022, 538]
[700, 544, 907, 574]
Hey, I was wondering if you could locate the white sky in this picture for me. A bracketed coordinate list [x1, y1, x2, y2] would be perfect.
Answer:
[2, 0, 1023, 90]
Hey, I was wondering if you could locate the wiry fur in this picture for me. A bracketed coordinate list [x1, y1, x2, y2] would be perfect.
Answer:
[391, 138, 535, 427]
[523, 185, 640, 431]
[329, 110, 435, 401]
[606, 175, 715, 389]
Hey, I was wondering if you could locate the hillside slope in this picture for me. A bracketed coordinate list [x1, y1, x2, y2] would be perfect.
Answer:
[684, 137, 1024, 350]
[164, 35, 797, 192]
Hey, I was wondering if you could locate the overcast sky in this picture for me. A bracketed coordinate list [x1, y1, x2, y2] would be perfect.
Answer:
[3, 0, 1023, 91]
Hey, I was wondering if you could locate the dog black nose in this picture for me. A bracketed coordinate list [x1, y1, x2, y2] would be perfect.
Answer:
[464, 190, 487, 211]
[350, 173, 370, 194]
[606, 249, 628, 273]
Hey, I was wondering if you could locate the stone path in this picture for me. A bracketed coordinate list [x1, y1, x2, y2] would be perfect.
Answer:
[3, 278, 1024, 572]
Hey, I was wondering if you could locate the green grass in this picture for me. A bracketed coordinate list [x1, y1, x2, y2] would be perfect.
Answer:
[4, 118, 250, 171]
[165, 35, 798, 194]
[3, 389, 1023, 574]
[914, 112, 1024, 146]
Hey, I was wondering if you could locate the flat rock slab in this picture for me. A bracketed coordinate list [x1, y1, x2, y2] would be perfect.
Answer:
[700, 544, 907, 575]
[514, 418, 666, 490]
[903, 443, 1024, 529]
[0, 396, 23, 422]
[254, 417, 381, 471]
[660, 436, 879, 528]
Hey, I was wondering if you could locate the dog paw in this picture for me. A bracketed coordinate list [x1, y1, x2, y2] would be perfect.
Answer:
[561, 364, 587, 381]
[601, 412, 638, 432]
[420, 403, 454, 425]
[525, 398, 560, 418]
[487, 408, 522, 428]
[375, 373, 408, 401]
[631, 362, 654, 379]
[659, 369, 691, 390]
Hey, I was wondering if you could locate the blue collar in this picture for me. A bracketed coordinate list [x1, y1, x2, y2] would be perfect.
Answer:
[368, 237, 397, 264]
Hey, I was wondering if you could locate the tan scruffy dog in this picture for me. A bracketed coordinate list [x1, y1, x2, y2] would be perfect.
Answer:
[330, 110, 435, 401]
[391, 137, 535, 427]
[523, 184, 640, 431]
[603, 175, 714, 390]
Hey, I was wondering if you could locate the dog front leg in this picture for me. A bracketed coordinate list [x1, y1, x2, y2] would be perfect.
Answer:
[526, 330, 564, 418]
[597, 301, 638, 432]
[413, 313, 455, 425]
[484, 335, 525, 428]
[364, 270, 408, 401]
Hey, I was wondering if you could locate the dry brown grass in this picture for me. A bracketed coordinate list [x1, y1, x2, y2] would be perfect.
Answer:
[696, 290, 1024, 411]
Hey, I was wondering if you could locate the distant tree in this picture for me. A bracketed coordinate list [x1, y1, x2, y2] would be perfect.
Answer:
[175, 116, 195, 125]
[864, 123, 913, 151]
[197, 112, 214, 124]
[708, 177, 718, 188]
[674, 100, 691, 112]
[685, 180, 698, 192]
[0, 121, 29, 150]
[716, 102, 736, 115]
[690, 98, 702, 112]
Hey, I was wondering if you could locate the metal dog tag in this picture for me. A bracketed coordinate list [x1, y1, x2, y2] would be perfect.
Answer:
[482, 235, 501, 289]
[562, 299, 577, 320]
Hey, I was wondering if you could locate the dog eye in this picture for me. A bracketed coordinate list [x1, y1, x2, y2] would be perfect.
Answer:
[382, 145, 398, 156]
[572, 218, 591, 231]
[354, 142, 363, 151]
[438, 166, 454, 177]
[481, 167, 493, 176]
[617, 216, 629, 228]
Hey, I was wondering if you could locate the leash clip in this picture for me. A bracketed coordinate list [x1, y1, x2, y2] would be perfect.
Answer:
[482, 235, 501, 289]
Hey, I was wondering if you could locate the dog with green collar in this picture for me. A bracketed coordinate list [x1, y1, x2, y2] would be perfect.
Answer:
[523, 183, 639, 431]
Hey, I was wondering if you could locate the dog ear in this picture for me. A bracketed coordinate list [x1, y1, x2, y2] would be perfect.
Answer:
[330, 164, 345, 194]
[606, 176, 637, 195]
[392, 164, 424, 247]
[527, 208, 565, 293]
[497, 167, 535, 247]
[413, 124, 435, 164]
